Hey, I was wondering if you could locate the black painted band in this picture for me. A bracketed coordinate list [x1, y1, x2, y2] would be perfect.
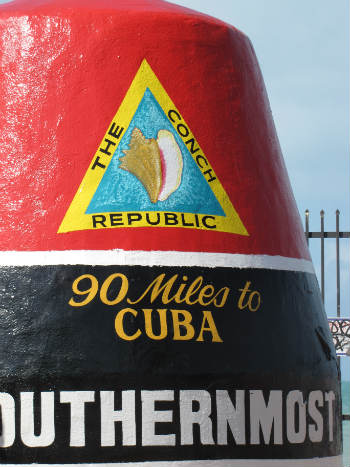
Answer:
[0, 265, 341, 462]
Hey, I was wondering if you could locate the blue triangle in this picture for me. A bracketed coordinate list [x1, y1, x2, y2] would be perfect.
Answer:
[86, 89, 225, 216]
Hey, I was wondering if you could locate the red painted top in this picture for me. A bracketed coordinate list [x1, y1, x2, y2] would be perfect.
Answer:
[0, 0, 309, 259]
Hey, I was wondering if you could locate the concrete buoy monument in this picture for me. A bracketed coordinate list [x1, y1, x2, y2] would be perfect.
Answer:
[0, 0, 342, 465]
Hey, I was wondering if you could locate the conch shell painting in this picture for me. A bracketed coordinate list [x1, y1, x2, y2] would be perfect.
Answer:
[120, 127, 183, 203]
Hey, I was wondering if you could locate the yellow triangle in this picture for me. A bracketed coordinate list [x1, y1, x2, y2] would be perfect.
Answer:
[58, 59, 248, 236]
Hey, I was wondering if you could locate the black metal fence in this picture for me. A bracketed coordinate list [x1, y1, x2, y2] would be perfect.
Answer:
[305, 210, 350, 305]
[305, 209, 350, 465]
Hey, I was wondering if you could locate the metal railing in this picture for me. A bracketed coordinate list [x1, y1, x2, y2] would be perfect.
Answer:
[304, 209, 350, 464]
[305, 209, 350, 305]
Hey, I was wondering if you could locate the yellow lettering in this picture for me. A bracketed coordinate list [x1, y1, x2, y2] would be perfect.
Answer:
[127, 274, 178, 305]
[171, 309, 195, 340]
[183, 276, 203, 305]
[198, 285, 215, 305]
[197, 311, 223, 342]
[114, 308, 141, 341]
[172, 275, 189, 304]
[238, 281, 252, 310]
[143, 309, 168, 340]
[213, 287, 230, 308]
[238, 281, 261, 312]
[69, 274, 98, 307]
[248, 291, 261, 312]
[100, 273, 129, 306]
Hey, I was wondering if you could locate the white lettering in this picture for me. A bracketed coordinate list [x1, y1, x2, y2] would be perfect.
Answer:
[325, 391, 335, 442]
[20, 392, 55, 447]
[250, 390, 282, 445]
[141, 390, 175, 446]
[0, 393, 15, 447]
[180, 390, 214, 445]
[0, 387, 337, 450]
[60, 391, 95, 446]
[308, 390, 324, 442]
[100, 390, 136, 446]
[286, 390, 306, 443]
[216, 390, 245, 445]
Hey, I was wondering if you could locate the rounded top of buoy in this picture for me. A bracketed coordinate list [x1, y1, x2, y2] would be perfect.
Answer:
[0, 0, 233, 26]
[0, 0, 308, 261]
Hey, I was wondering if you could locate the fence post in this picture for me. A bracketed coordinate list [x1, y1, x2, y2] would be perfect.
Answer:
[305, 209, 309, 246]
[320, 210, 325, 303]
[336, 210, 340, 318]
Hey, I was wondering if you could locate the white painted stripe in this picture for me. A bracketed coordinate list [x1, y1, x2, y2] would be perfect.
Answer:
[0, 250, 314, 273]
[0, 456, 343, 467]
